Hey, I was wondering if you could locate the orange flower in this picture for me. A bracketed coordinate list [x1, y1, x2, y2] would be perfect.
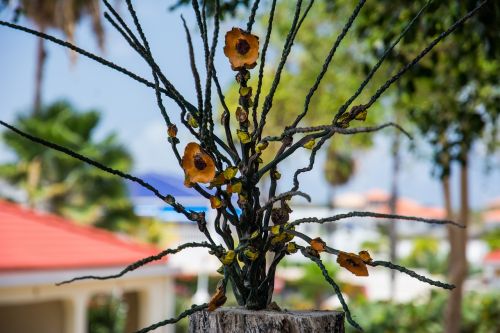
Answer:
[337, 252, 369, 277]
[210, 196, 223, 209]
[167, 124, 177, 138]
[223, 27, 259, 71]
[182, 142, 215, 183]
[310, 237, 326, 252]
[358, 250, 373, 263]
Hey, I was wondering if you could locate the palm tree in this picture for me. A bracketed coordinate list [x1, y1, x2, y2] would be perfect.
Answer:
[0, 101, 137, 231]
[20, 0, 104, 113]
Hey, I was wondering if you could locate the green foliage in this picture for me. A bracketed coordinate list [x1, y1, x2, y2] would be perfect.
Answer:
[323, 146, 355, 186]
[285, 260, 340, 309]
[346, 291, 500, 333]
[170, 0, 250, 17]
[399, 237, 447, 275]
[0, 101, 137, 231]
[354, 0, 500, 177]
[361, 239, 388, 255]
[88, 294, 127, 333]
[224, 1, 383, 184]
[483, 228, 500, 251]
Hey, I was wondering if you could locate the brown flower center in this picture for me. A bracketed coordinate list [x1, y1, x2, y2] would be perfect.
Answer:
[236, 38, 251, 55]
[194, 153, 207, 170]
[346, 258, 360, 267]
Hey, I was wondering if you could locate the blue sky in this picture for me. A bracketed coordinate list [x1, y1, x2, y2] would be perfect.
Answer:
[0, 1, 498, 209]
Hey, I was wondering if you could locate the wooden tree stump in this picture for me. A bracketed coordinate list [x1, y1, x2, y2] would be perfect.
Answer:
[189, 308, 344, 333]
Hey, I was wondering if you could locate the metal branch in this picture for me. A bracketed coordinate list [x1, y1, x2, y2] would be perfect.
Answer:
[0, 120, 196, 221]
[337, 0, 489, 122]
[251, 0, 277, 136]
[301, 249, 363, 331]
[285, 122, 413, 140]
[56, 242, 217, 285]
[289, 211, 464, 228]
[257, 130, 328, 179]
[203, 0, 220, 154]
[257, 190, 311, 214]
[289, 0, 367, 128]
[0, 20, 195, 111]
[246, 0, 261, 33]
[135, 304, 208, 333]
[328, 0, 431, 125]
[290, 132, 330, 191]
[369, 260, 455, 290]
[181, 15, 204, 115]
[253, 0, 305, 141]
[264, 1, 488, 193]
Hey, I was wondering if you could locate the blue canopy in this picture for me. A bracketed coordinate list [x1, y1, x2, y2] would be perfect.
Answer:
[127, 172, 204, 199]
[127, 173, 210, 222]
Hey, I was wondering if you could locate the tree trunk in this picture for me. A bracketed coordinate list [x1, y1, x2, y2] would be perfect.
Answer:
[388, 123, 401, 300]
[444, 158, 469, 333]
[189, 308, 344, 333]
[34, 27, 47, 114]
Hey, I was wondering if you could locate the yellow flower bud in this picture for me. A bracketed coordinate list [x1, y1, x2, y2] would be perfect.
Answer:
[303, 139, 316, 149]
[237, 129, 251, 144]
[220, 250, 236, 265]
[223, 167, 238, 180]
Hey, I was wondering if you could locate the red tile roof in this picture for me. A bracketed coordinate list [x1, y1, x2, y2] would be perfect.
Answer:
[483, 209, 500, 224]
[485, 250, 500, 263]
[0, 200, 162, 271]
[374, 198, 446, 219]
[366, 189, 390, 202]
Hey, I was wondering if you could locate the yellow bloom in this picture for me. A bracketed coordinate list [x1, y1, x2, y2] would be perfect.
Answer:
[303, 139, 316, 149]
[243, 247, 259, 261]
[220, 250, 236, 265]
[223, 167, 238, 180]
[237, 129, 251, 144]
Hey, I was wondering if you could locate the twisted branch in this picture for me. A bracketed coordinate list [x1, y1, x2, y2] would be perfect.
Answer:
[135, 304, 208, 333]
[301, 249, 363, 331]
[289, 211, 464, 228]
[56, 242, 217, 285]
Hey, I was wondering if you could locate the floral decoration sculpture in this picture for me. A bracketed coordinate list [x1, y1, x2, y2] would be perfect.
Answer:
[0, 0, 488, 331]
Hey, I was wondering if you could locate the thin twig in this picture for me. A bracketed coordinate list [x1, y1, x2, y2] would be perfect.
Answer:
[301, 249, 363, 331]
[283, 122, 413, 140]
[0, 20, 195, 112]
[289, 0, 367, 128]
[181, 15, 204, 121]
[253, 0, 305, 141]
[56, 242, 217, 285]
[289, 210, 464, 228]
[251, 0, 277, 137]
[0, 120, 195, 220]
[246, 0, 261, 33]
[257, 190, 311, 214]
[325, 0, 431, 125]
[369, 260, 455, 290]
[135, 304, 208, 333]
[336, 0, 489, 123]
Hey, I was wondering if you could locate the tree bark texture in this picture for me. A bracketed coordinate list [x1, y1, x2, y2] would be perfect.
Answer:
[189, 308, 345, 333]
[444, 159, 469, 333]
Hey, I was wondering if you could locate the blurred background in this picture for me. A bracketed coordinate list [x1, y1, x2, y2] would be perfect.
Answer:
[0, 0, 499, 332]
